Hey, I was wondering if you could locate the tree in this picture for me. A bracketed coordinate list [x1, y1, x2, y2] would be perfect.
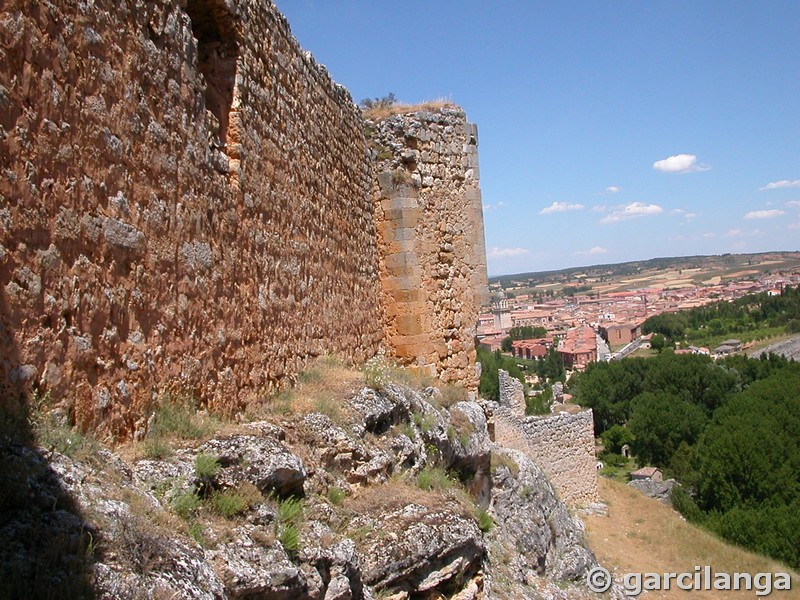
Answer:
[650, 333, 666, 352]
[601, 424, 634, 454]
[627, 392, 707, 468]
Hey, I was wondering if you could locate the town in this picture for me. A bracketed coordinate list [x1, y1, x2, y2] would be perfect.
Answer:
[477, 269, 800, 371]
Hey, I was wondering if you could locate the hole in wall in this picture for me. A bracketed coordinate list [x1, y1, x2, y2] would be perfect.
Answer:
[185, 0, 239, 151]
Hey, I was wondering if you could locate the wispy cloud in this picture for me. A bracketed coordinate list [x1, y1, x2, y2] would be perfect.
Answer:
[725, 228, 764, 238]
[603, 186, 621, 194]
[482, 201, 508, 211]
[670, 209, 698, 219]
[488, 246, 529, 258]
[789, 222, 800, 230]
[760, 180, 800, 190]
[576, 246, 608, 256]
[786, 200, 800, 208]
[600, 202, 663, 224]
[539, 201, 585, 215]
[653, 153, 710, 174]
[744, 209, 786, 219]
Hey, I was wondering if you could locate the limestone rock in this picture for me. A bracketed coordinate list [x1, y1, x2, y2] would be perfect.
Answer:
[628, 478, 678, 505]
[358, 503, 485, 595]
[198, 435, 307, 497]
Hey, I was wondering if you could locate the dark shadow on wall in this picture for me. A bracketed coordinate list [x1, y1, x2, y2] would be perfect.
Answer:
[186, 0, 239, 149]
[0, 292, 97, 600]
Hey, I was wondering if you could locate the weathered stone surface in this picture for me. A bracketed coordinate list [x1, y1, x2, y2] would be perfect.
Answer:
[0, 0, 384, 435]
[370, 109, 488, 390]
[628, 478, 678, 505]
[357, 504, 485, 594]
[207, 531, 307, 599]
[198, 435, 307, 497]
[0, 0, 487, 441]
[487, 447, 597, 590]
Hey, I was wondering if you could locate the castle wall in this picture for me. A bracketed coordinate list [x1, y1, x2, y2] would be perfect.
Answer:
[370, 109, 488, 389]
[0, 0, 384, 435]
[518, 410, 599, 506]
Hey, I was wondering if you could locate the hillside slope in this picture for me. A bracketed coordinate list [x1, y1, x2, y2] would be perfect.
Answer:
[585, 478, 800, 599]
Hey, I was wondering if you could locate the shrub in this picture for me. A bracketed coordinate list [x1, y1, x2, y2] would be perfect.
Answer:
[278, 523, 300, 555]
[412, 411, 437, 433]
[363, 351, 391, 390]
[326, 487, 346, 506]
[208, 490, 250, 518]
[477, 508, 494, 532]
[416, 466, 455, 491]
[277, 496, 303, 524]
[194, 453, 221, 479]
[172, 491, 201, 520]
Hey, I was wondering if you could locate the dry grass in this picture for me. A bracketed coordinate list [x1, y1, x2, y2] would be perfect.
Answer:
[584, 478, 800, 599]
[362, 99, 455, 121]
[245, 356, 365, 426]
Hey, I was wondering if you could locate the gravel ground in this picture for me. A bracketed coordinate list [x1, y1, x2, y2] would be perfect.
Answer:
[750, 334, 800, 361]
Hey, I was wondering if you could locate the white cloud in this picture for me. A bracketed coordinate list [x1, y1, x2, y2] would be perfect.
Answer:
[488, 246, 529, 258]
[592, 205, 607, 212]
[605, 186, 621, 194]
[789, 222, 800, 230]
[703, 232, 716, 238]
[725, 228, 764, 238]
[599, 202, 664, 224]
[652, 153, 710, 174]
[539, 201, 585, 215]
[786, 200, 800, 208]
[670, 209, 698, 219]
[576, 246, 608, 256]
[760, 180, 800, 190]
[482, 201, 508, 211]
[744, 209, 786, 219]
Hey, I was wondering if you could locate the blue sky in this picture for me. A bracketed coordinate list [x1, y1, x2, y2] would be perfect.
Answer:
[275, 1, 800, 276]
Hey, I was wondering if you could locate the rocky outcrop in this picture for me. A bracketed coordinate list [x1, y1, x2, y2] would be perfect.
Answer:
[628, 478, 678, 505]
[2, 381, 605, 599]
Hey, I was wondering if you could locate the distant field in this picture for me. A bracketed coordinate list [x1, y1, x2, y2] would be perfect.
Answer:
[490, 251, 800, 298]
[585, 478, 800, 599]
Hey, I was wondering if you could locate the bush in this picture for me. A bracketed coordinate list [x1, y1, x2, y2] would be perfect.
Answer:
[208, 490, 250, 518]
[326, 487, 346, 506]
[477, 508, 493, 532]
[277, 497, 303, 524]
[172, 491, 201, 520]
[363, 351, 391, 390]
[416, 466, 455, 491]
[278, 523, 300, 555]
[194, 453, 221, 479]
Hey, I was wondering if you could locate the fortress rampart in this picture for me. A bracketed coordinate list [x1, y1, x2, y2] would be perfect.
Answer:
[0, 0, 487, 436]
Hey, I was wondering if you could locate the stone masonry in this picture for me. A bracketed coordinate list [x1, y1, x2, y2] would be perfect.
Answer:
[370, 109, 488, 389]
[493, 371, 598, 506]
[0, 0, 488, 436]
[498, 369, 525, 418]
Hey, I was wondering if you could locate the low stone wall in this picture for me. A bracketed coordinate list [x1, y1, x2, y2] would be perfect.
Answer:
[518, 410, 599, 506]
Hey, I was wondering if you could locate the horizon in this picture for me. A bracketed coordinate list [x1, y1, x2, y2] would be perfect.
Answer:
[486, 249, 800, 282]
[275, 1, 800, 277]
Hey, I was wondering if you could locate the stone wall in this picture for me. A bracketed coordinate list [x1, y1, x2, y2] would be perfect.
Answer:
[0, 0, 488, 437]
[0, 0, 387, 436]
[518, 411, 599, 506]
[498, 369, 525, 418]
[370, 109, 488, 389]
